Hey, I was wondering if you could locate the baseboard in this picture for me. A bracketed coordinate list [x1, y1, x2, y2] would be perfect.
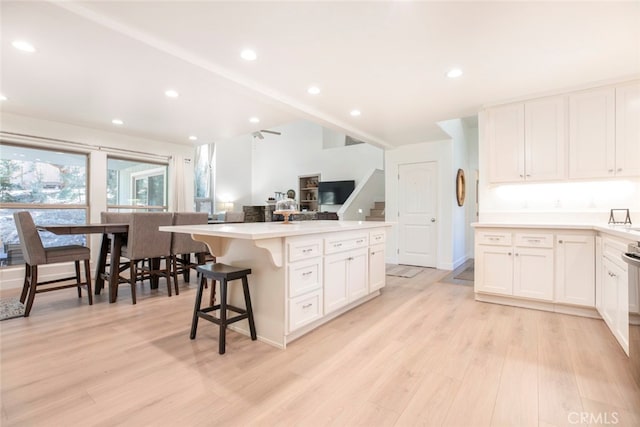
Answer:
[474, 292, 601, 319]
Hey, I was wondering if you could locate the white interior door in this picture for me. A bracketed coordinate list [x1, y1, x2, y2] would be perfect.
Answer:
[398, 162, 437, 267]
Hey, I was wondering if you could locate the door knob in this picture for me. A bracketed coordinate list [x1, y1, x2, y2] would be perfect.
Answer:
[431, 218, 436, 223]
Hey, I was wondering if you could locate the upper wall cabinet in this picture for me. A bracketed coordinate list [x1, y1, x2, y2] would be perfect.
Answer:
[569, 87, 616, 178]
[487, 96, 567, 183]
[615, 82, 640, 177]
[569, 83, 640, 178]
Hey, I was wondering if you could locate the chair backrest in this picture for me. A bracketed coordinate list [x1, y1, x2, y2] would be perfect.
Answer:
[224, 211, 245, 223]
[125, 212, 173, 260]
[100, 212, 133, 224]
[171, 212, 208, 255]
[13, 211, 46, 265]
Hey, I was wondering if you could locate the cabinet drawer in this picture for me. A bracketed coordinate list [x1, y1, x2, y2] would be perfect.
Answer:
[477, 231, 512, 246]
[324, 234, 368, 254]
[515, 232, 554, 248]
[288, 260, 322, 298]
[288, 290, 323, 332]
[288, 239, 322, 262]
[369, 229, 386, 245]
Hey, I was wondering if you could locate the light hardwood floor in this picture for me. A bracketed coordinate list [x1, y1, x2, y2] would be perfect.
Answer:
[1, 266, 639, 426]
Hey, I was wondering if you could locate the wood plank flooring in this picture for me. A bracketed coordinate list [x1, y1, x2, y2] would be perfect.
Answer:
[1, 266, 639, 426]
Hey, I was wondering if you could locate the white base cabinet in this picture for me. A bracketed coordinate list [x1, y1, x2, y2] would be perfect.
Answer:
[555, 233, 595, 306]
[475, 230, 553, 301]
[598, 236, 630, 354]
[285, 228, 385, 335]
[324, 247, 368, 315]
[369, 244, 386, 292]
[514, 247, 554, 300]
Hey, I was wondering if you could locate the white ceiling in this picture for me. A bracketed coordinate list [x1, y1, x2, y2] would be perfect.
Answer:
[1, 1, 639, 149]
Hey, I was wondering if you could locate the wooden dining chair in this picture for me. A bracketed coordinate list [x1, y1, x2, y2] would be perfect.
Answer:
[116, 212, 174, 304]
[13, 211, 93, 317]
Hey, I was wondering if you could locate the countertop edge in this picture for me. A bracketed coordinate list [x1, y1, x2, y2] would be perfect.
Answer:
[160, 221, 393, 240]
[472, 222, 640, 241]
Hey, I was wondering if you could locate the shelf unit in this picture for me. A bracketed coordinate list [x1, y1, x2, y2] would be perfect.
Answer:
[299, 174, 320, 212]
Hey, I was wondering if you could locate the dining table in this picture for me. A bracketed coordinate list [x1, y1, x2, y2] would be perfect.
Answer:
[36, 223, 129, 303]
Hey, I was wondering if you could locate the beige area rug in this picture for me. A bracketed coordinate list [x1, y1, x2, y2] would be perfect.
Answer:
[454, 265, 475, 281]
[0, 297, 25, 321]
[385, 264, 423, 278]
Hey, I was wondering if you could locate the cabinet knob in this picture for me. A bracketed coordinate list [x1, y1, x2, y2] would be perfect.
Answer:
[431, 218, 436, 223]
[515, 253, 519, 256]
[519, 174, 524, 178]
[617, 168, 623, 172]
[526, 174, 531, 177]
[558, 239, 563, 244]
[302, 303, 312, 309]
[608, 169, 614, 173]
[508, 252, 512, 256]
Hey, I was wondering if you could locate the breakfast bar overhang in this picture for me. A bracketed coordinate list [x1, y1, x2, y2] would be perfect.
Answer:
[160, 220, 392, 348]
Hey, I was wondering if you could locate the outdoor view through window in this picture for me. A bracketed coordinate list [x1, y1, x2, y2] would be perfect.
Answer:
[0, 144, 88, 267]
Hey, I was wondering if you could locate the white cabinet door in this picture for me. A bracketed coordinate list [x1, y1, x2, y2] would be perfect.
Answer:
[487, 104, 525, 183]
[602, 257, 618, 332]
[475, 245, 513, 296]
[615, 81, 640, 177]
[555, 234, 595, 307]
[369, 244, 386, 292]
[513, 247, 554, 301]
[602, 256, 629, 354]
[324, 253, 349, 315]
[569, 87, 616, 178]
[348, 248, 369, 301]
[525, 96, 567, 181]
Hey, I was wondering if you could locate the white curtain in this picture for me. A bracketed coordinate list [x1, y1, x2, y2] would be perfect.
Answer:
[170, 154, 192, 212]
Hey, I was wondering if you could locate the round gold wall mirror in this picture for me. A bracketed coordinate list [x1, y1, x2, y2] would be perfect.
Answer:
[456, 169, 466, 207]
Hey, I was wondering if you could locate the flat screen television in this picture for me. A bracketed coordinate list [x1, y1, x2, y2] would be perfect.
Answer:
[318, 180, 355, 205]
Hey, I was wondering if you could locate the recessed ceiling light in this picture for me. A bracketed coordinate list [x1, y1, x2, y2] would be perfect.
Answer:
[189, 135, 198, 141]
[249, 117, 260, 123]
[111, 119, 124, 126]
[307, 86, 321, 95]
[241, 49, 257, 61]
[165, 89, 179, 98]
[0, 94, 7, 101]
[350, 110, 361, 117]
[446, 68, 463, 78]
[12, 40, 36, 53]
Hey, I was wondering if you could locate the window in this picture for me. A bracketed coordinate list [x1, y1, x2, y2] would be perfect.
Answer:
[107, 157, 168, 212]
[0, 143, 88, 267]
[194, 143, 215, 216]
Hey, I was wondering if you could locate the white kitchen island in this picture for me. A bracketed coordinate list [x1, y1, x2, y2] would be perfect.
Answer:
[160, 220, 392, 349]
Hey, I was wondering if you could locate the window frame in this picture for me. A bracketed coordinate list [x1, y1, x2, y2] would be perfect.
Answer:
[106, 156, 168, 212]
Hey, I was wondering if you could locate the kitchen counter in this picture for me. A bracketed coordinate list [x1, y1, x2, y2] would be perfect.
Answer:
[472, 222, 640, 242]
[161, 220, 392, 349]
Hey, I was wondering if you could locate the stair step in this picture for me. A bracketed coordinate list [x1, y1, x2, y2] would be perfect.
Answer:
[369, 208, 385, 216]
[366, 215, 385, 221]
[374, 201, 385, 209]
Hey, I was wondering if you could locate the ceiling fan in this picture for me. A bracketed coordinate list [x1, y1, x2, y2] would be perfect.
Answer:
[252, 130, 281, 140]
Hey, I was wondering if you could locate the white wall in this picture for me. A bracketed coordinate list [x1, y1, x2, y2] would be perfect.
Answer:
[0, 112, 196, 289]
[339, 168, 385, 221]
[385, 139, 455, 269]
[477, 111, 640, 224]
[438, 118, 474, 268]
[214, 136, 253, 211]
[216, 120, 384, 211]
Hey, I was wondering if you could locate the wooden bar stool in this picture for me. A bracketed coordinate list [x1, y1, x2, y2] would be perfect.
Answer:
[191, 263, 257, 354]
